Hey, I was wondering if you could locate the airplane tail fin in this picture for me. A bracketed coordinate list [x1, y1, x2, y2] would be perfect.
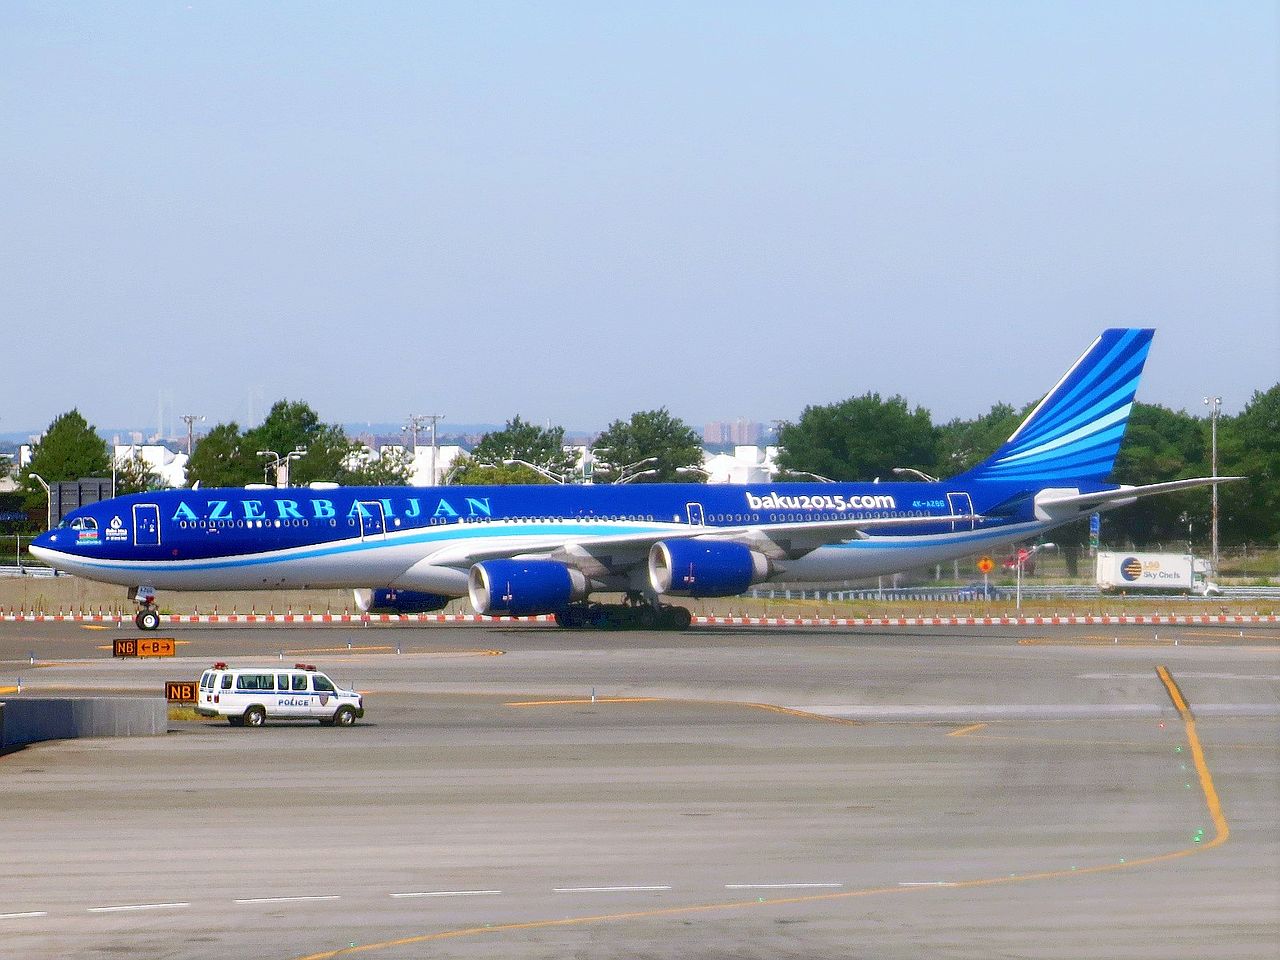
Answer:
[957, 328, 1155, 485]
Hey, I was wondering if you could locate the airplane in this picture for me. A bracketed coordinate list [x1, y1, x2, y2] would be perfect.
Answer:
[30, 329, 1238, 631]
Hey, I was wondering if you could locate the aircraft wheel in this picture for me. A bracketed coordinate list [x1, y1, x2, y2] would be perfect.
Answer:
[135, 608, 161, 631]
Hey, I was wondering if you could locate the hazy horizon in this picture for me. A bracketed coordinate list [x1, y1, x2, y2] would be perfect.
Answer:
[4, 2, 1276, 435]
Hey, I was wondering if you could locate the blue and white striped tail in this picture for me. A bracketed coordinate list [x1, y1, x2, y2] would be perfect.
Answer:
[959, 328, 1154, 484]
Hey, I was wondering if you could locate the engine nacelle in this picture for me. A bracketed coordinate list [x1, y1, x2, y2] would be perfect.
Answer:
[648, 540, 771, 598]
[468, 559, 589, 617]
[353, 588, 451, 615]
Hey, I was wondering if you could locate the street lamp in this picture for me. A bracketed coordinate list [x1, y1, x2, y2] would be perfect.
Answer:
[1014, 542, 1056, 611]
[1202, 395, 1221, 575]
[258, 448, 305, 487]
[28, 472, 51, 532]
[676, 466, 712, 480]
[502, 459, 566, 484]
[612, 457, 659, 484]
[787, 470, 835, 483]
[892, 467, 939, 482]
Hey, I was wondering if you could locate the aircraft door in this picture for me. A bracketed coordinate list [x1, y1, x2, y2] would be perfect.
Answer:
[947, 492, 975, 530]
[686, 503, 705, 526]
[357, 501, 386, 540]
[132, 504, 161, 545]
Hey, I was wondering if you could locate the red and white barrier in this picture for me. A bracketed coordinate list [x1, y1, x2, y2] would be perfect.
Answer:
[0, 608, 1275, 628]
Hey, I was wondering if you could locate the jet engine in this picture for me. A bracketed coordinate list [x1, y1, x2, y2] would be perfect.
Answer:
[468, 559, 589, 617]
[648, 540, 771, 598]
[353, 588, 451, 615]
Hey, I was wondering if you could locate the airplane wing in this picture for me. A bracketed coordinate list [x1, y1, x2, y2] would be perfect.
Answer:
[425, 513, 981, 571]
[1035, 476, 1245, 517]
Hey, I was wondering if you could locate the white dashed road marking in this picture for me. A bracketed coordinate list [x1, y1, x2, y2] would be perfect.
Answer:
[233, 896, 341, 905]
[390, 890, 503, 899]
[0, 912, 48, 920]
[87, 902, 190, 913]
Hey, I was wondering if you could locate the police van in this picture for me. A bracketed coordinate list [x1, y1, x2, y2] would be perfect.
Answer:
[197, 662, 365, 727]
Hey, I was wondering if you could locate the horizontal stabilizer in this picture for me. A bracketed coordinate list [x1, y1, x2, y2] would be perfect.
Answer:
[1035, 476, 1245, 516]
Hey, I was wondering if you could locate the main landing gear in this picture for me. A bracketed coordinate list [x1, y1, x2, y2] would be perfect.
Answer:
[554, 594, 693, 631]
[132, 586, 161, 631]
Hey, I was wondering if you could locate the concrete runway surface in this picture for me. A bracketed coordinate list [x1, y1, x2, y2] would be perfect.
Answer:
[1, 620, 1277, 959]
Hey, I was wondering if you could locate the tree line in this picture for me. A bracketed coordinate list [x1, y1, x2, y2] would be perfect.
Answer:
[10, 383, 1278, 552]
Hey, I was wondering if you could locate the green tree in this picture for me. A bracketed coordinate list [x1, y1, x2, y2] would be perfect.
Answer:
[346, 446, 414, 486]
[474, 416, 576, 477]
[1220, 384, 1280, 546]
[936, 402, 1026, 476]
[115, 449, 164, 494]
[185, 422, 256, 487]
[1108, 403, 1208, 549]
[447, 456, 554, 485]
[591, 408, 702, 483]
[21, 409, 110, 508]
[186, 401, 360, 488]
[775, 393, 937, 482]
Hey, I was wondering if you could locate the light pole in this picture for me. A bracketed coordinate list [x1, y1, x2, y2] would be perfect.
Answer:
[787, 470, 835, 483]
[180, 414, 205, 456]
[502, 459, 566, 484]
[612, 457, 658, 484]
[1202, 396, 1221, 575]
[676, 466, 712, 480]
[407, 414, 445, 485]
[1015, 542, 1056, 611]
[29, 472, 51, 531]
[257, 448, 305, 487]
[891, 467, 939, 482]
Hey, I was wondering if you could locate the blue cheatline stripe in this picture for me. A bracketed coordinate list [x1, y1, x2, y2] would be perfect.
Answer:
[63, 521, 680, 574]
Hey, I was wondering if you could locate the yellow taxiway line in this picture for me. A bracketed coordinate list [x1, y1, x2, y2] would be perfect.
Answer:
[293, 667, 1228, 960]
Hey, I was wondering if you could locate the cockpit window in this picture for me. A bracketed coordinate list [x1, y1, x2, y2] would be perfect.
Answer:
[69, 517, 98, 531]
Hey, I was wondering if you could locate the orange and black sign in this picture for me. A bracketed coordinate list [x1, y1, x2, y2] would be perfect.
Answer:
[113, 638, 177, 658]
[166, 681, 198, 702]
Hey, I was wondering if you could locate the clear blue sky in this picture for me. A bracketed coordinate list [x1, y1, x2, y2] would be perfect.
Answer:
[3, 1, 1277, 436]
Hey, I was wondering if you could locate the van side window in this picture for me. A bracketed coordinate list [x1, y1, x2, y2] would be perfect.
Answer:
[312, 675, 335, 693]
[236, 673, 274, 691]
[277, 674, 290, 690]
[292, 674, 307, 691]
[221, 674, 233, 690]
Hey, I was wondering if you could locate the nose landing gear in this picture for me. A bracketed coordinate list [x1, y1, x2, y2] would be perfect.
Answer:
[132, 586, 161, 631]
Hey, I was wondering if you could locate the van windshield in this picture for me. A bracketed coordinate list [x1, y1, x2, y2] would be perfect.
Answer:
[312, 675, 335, 693]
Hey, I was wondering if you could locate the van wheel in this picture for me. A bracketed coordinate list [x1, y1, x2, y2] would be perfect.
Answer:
[243, 706, 266, 727]
[333, 706, 357, 727]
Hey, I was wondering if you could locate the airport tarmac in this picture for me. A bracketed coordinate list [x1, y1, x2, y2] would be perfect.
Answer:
[2, 621, 1278, 959]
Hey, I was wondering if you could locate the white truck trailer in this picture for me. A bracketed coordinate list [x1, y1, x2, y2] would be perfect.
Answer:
[1096, 552, 1218, 595]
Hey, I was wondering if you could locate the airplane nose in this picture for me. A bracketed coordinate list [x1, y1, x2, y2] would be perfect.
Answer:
[29, 530, 58, 561]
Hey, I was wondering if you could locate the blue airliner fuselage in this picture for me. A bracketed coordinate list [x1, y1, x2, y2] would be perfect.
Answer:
[29, 329, 1233, 630]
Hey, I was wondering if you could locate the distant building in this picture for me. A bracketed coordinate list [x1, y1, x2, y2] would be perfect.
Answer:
[113, 444, 189, 489]
[698, 445, 779, 484]
[703, 419, 765, 446]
